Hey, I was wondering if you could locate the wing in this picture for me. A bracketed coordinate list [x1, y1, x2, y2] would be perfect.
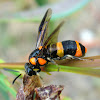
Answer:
[38, 21, 64, 56]
[36, 8, 52, 49]
[43, 21, 64, 48]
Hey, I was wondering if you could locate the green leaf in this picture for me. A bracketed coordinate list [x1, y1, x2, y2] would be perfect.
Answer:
[0, 74, 17, 98]
[0, 60, 17, 99]
[63, 97, 72, 100]
[0, 59, 5, 63]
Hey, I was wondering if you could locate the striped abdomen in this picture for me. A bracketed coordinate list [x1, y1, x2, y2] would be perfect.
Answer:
[47, 40, 87, 58]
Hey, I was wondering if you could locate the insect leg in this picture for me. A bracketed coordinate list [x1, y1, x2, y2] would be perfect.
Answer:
[47, 57, 60, 72]
[37, 67, 41, 72]
[60, 55, 86, 60]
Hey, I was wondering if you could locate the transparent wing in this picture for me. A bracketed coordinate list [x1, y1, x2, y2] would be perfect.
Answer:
[43, 21, 64, 48]
[36, 8, 52, 49]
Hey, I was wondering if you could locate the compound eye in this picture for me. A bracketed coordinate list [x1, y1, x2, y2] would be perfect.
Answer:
[27, 68, 33, 76]
[27, 68, 36, 76]
[25, 63, 36, 76]
[38, 58, 47, 65]
[25, 63, 32, 76]
[29, 57, 36, 65]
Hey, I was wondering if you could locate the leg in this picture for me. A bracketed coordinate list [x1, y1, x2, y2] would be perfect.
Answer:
[47, 57, 60, 72]
[37, 67, 41, 72]
[60, 55, 86, 60]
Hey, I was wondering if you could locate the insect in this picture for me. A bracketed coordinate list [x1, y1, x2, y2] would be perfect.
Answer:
[1, 8, 100, 85]
[24, 8, 87, 76]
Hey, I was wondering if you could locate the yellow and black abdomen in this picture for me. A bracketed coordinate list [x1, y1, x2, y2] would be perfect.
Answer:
[47, 40, 87, 58]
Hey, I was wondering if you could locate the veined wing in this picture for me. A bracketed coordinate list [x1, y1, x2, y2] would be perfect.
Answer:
[36, 8, 52, 49]
[42, 21, 64, 49]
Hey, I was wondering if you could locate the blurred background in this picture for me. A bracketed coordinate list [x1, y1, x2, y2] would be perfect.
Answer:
[0, 0, 100, 100]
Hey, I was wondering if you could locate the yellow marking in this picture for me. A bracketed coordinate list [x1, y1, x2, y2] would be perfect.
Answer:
[38, 46, 47, 50]
[38, 46, 43, 50]
[38, 58, 47, 65]
[75, 41, 82, 57]
[33, 69, 39, 71]
[57, 42, 64, 57]
[29, 57, 36, 65]
[85, 47, 87, 53]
